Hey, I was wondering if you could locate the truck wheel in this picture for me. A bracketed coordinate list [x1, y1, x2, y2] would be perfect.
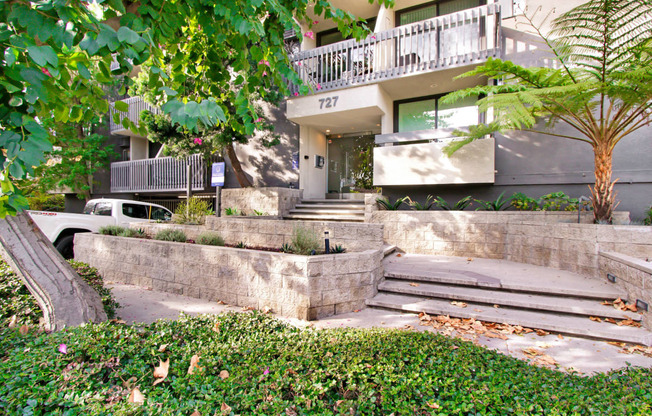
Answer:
[55, 235, 75, 260]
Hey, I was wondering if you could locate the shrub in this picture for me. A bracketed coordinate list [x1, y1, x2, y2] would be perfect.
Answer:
[644, 206, 652, 226]
[292, 226, 321, 255]
[539, 192, 578, 211]
[0, 259, 119, 325]
[154, 229, 187, 243]
[174, 197, 211, 225]
[0, 313, 651, 415]
[98, 225, 126, 236]
[27, 193, 65, 212]
[196, 232, 225, 246]
[511, 192, 539, 211]
[117, 228, 145, 238]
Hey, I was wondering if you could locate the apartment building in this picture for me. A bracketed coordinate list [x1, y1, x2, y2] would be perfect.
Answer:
[81, 0, 650, 217]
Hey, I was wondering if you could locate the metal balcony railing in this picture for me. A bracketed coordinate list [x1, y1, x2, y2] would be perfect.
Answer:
[109, 96, 161, 134]
[288, 4, 501, 94]
[110, 154, 206, 193]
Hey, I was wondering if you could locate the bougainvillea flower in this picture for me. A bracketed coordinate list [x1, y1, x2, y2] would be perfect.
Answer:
[58, 344, 67, 354]
[258, 59, 270, 67]
[41, 68, 51, 77]
[194, 138, 203, 145]
[304, 31, 314, 39]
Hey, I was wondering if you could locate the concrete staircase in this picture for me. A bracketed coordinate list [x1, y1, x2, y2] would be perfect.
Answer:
[367, 254, 652, 345]
[284, 199, 365, 222]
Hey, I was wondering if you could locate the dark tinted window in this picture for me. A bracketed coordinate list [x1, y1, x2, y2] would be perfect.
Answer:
[82, 202, 96, 215]
[94, 202, 113, 216]
[122, 203, 149, 219]
[151, 207, 172, 221]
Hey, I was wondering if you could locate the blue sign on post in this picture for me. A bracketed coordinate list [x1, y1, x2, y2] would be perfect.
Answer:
[211, 162, 225, 187]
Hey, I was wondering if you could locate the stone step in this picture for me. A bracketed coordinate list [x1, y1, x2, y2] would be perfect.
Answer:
[283, 214, 364, 222]
[300, 199, 364, 204]
[290, 209, 365, 215]
[383, 245, 397, 257]
[366, 293, 652, 346]
[295, 204, 365, 210]
[379, 280, 641, 321]
[384, 271, 623, 301]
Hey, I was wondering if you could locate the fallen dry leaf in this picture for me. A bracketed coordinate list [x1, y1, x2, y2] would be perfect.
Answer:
[418, 312, 431, 321]
[190, 411, 201, 416]
[158, 344, 168, 353]
[474, 308, 483, 312]
[535, 329, 550, 336]
[153, 358, 170, 386]
[242, 306, 255, 311]
[353, 309, 361, 313]
[409, 282, 420, 287]
[8, 315, 17, 328]
[558, 334, 564, 340]
[285, 406, 298, 416]
[213, 322, 220, 333]
[536, 354, 558, 367]
[467, 257, 473, 262]
[493, 304, 500, 308]
[601, 300, 613, 306]
[220, 403, 232, 414]
[128, 388, 145, 404]
[396, 253, 402, 257]
[451, 301, 468, 308]
[216, 300, 226, 305]
[617, 318, 641, 327]
[427, 402, 441, 409]
[523, 347, 544, 357]
[608, 341, 626, 347]
[19, 325, 29, 336]
[589, 316, 602, 323]
[261, 306, 272, 314]
[403, 324, 416, 330]
[187, 355, 202, 375]
[606, 318, 618, 324]
[219, 370, 230, 380]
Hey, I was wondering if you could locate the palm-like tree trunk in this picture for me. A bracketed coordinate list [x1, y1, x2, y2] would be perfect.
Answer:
[590, 143, 617, 222]
[225, 142, 252, 188]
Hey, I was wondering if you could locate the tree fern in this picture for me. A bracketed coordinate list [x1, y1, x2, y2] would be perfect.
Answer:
[441, 0, 652, 222]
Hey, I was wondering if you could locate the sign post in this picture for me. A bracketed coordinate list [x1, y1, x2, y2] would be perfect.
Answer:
[211, 162, 225, 217]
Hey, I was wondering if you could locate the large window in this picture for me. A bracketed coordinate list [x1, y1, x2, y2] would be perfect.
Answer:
[396, 0, 483, 26]
[395, 94, 479, 133]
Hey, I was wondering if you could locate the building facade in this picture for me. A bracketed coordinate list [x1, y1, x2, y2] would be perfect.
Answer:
[74, 0, 650, 219]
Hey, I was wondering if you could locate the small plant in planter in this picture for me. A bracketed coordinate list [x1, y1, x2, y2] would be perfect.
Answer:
[118, 228, 146, 238]
[291, 226, 321, 255]
[406, 195, 435, 211]
[235, 241, 247, 248]
[643, 206, 652, 226]
[197, 232, 225, 246]
[154, 229, 188, 243]
[253, 210, 268, 216]
[98, 225, 127, 236]
[511, 192, 539, 211]
[434, 196, 473, 211]
[376, 196, 407, 210]
[330, 244, 347, 254]
[280, 243, 293, 253]
[475, 192, 512, 211]
[225, 207, 239, 216]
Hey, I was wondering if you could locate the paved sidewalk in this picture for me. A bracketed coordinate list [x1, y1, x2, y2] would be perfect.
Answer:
[109, 282, 652, 375]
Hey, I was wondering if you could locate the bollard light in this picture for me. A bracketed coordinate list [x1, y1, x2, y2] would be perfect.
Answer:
[324, 231, 330, 254]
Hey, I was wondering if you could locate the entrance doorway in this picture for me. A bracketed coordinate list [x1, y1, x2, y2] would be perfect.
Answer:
[327, 133, 375, 195]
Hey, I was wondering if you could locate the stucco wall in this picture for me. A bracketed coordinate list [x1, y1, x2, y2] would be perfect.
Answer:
[75, 233, 383, 320]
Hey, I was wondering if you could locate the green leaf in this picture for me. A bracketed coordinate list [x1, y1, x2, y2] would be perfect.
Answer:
[114, 101, 129, 112]
[27, 46, 58, 67]
[76, 62, 91, 79]
[4, 48, 16, 66]
[8, 97, 23, 107]
[0, 81, 20, 93]
[117, 27, 141, 44]
[158, 86, 178, 96]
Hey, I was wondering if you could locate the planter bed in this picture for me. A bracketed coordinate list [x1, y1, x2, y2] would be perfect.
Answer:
[74, 233, 383, 320]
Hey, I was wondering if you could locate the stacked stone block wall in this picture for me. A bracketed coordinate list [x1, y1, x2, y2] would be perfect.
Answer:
[137, 218, 384, 253]
[75, 233, 383, 320]
[599, 252, 652, 329]
[220, 187, 302, 218]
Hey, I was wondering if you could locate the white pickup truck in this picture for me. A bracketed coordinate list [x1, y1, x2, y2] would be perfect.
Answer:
[29, 198, 172, 259]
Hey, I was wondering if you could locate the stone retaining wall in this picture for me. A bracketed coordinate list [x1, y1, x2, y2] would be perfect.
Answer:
[220, 187, 302, 218]
[75, 233, 383, 320]
[137, 218, 384, 253]
[371, 211, 651, 278]
[599, 252, 652, 329]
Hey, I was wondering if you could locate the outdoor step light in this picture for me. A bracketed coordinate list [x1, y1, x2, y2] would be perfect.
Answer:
[636, 299, 649, 312]
[325, 231, 330, 254]
[606, 273, 617, 283]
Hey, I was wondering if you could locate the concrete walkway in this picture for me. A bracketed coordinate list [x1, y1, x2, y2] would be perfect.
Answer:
[109, 282, 652, 375]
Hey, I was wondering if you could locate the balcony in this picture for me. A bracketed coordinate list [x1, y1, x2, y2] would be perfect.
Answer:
[288, 4, 501, 95]
[109, 96, 160, 135]
[110, 154, 207, 193]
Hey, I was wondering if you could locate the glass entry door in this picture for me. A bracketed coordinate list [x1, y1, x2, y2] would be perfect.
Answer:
[327, 134, 375, 194]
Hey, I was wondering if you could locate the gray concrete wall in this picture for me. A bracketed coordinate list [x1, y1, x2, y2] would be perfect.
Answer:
[220, 187, 302, 217]
[75, 233, 382, 320]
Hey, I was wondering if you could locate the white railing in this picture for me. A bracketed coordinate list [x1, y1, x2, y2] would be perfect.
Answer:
[288, 4, 501, 94]
[109, 96, 161, 134]
[110, 154, 206, 193]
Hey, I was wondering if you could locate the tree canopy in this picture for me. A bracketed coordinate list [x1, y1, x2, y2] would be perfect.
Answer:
[0, 0, 392, 216]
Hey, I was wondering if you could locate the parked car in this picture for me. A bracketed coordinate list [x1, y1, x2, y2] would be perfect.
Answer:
[29, 198, 172, 259]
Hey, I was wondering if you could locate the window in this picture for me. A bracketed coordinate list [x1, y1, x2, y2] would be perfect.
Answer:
[151, 207, 172, 221]
[396, 0, 483, 26]
[395, 94, 479, 133]
[317, 18, 377, 47]
[93, 202, 113, 216]
[82, 203, 96, 215]
[122, 203, 149, 219]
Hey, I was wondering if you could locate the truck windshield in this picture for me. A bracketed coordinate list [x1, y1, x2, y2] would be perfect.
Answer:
[82, 203, 96, 215]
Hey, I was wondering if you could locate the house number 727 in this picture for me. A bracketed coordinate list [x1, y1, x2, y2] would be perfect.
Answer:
[319, 96, 339, 109]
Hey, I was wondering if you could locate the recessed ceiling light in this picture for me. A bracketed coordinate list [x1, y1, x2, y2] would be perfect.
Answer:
[326, 129, 331, 133]
[376, 123, 380, 126]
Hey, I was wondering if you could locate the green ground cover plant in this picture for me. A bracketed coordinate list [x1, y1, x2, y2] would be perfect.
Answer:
[0, 260, 119, 325]
[0, 312, 650, 415]
[154, 229, 188, 243]
[98, 225, 127, 236]
[644, 207, 652, 225]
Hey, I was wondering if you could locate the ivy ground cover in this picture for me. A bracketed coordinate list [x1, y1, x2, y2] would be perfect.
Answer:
[1, 312, 651, 415]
